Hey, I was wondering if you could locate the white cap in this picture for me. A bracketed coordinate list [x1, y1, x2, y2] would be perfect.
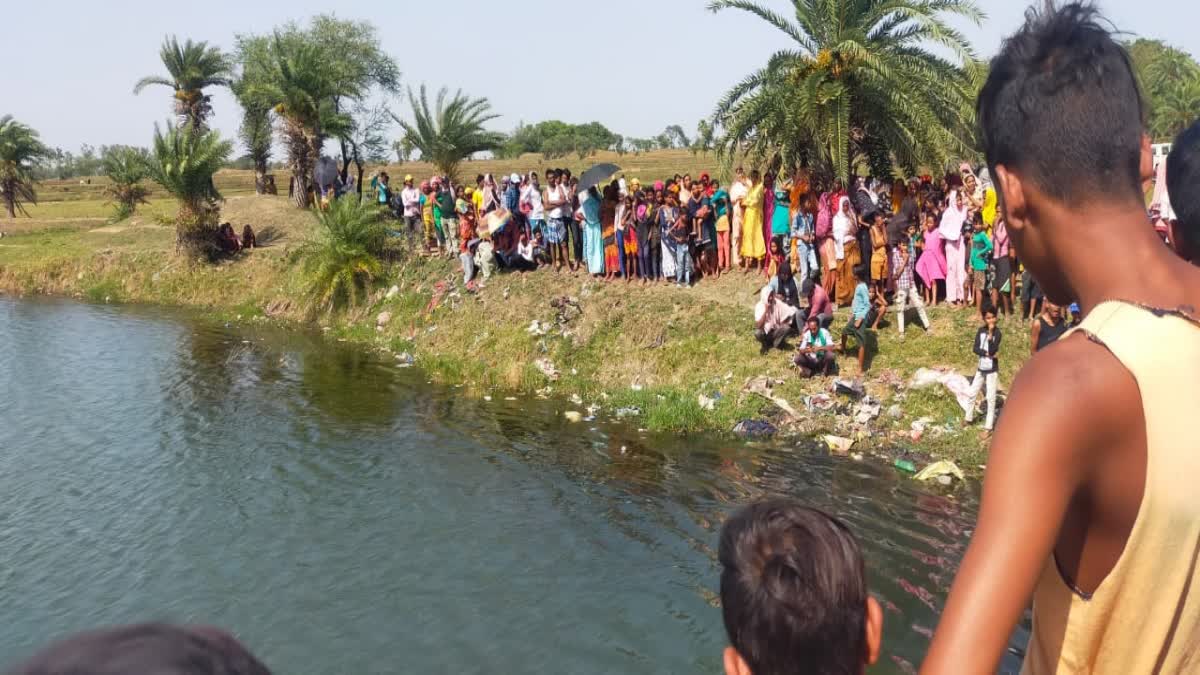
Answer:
[510, 173, 521, 184]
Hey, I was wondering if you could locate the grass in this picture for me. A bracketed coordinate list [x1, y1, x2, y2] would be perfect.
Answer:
[0, 172, 1028, 473]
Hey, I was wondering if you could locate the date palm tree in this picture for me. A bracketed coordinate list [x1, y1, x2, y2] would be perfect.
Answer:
[392, 85, 504, 181]
[0, 115, 51, 218]
[710, 0, 983, 180]
[134, 36, 233, 129]
[296, 196, 387, 313]
[146, 122, 233, 258]
[100, 146, 152, 221]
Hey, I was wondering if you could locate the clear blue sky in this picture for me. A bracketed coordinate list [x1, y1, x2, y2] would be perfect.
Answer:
[5, 0, 1197, 152]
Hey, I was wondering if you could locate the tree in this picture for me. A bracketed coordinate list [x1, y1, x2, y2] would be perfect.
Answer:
[237, 17, 397, 208]
[0, 116, 51, 218]
[231, 77, 273, 194]
[709, 0, 982, 181]
[1128, 39, 1200, 141]
[101, 146, 151, 221]
[296, 196, 387, 313]
[392, 85, 503, 181]
[340, 101, 392, 200]
[664, 125, 691, 149]
[134, 36, 233, 129]
[693, 120, 716, 155]
[146, 122, 233, 258]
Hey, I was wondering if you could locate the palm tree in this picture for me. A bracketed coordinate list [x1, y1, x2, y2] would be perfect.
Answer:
[134, 36, 233, 129]
[709, 0, 983, 181]
[296, 197, 387, 313]
[392, 85, 504, 181]
[1157, 75, 1200, 140]
[100, 146, 152, 221]
[146, 122, 233, 258]
[0, 116, 51, 218]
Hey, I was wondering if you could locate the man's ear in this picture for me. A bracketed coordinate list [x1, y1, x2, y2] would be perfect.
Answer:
[993, 165, 1026, 234]
[865, 596, 884, 667]
[1140, 133, 1154, 186]
[724, 646, 753, 675]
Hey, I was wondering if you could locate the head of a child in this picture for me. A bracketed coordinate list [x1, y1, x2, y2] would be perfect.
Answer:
[719, 499, 882, 675]
[978, 2, 1150, 304]
[906, 223, 918, 239]
[1166, 119, 1200, 265]
[982, 304, 998, 330]
[853, 263, 869, 285]
[769, 238, 781, 255]
[972, 212, 985, 233]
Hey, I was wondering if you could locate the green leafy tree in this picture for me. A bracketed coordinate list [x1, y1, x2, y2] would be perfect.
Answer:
[0, 116, 51, 218]
[231, 76, 274, 194]
[100, 146, 151, 221]
[693, 120, 716, 155]
[296, 196, 387, 312]
[237, 17, 396, 208]
[134, 36, 233, 129]
[1128, 39, 1200, 141]
[146, 122, 233, 258]
[392, 85, 503, 181]
[710, 0, 982, 181]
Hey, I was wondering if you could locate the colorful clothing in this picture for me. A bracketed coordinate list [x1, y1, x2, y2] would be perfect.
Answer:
[603, 201, 619, 273]
[970, 231, 993, 271]
[581, 192, 604, 274]
[740, 183, 766, 260]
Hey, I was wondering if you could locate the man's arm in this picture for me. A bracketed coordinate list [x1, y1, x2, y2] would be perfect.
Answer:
[1029, 320, 1042, 356]
[920, 339, 1117, 674]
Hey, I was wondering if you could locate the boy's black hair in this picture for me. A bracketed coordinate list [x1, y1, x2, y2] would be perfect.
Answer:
[981, 300, 999, 318]
[853, 263, 868, 282]
[1167, 120, 1200, 248]
[719, 499, 868, 675]
[977, 1, 1145, 207]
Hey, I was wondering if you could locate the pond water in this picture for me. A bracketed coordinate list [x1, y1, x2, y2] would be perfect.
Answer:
[0, 297, 1027, 673]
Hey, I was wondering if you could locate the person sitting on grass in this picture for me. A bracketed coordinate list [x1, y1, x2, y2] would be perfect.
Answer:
[1166, 118, 1200, 265]
[754, 285, 799, 355]
[241, 225, 256, 250]
[794, 316, 835, 378]
[218, 223, 242, 253]
[801, 278, 833, 329]
[840, 264, 872, 376]
[718, 498, 882, 675]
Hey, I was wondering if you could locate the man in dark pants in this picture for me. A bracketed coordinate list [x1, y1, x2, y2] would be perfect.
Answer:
[754, 286, 799, 354]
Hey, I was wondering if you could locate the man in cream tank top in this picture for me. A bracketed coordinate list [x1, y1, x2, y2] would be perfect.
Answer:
[921, 3, 1200, 673]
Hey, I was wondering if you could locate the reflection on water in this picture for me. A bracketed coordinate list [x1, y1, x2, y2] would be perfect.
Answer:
[0, 297, 1026, 673]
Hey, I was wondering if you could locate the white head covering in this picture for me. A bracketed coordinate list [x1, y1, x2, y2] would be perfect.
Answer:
[832, 196, 853, 260]
[939, 190, 968, 241]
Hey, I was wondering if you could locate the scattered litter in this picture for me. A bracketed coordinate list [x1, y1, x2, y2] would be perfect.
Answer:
[630, 383, 643, 391]
[698, 394, 716, 411]
[733, 419, 778, 438]
[483, 395, 492, 401]
[534, 358, 561, 381]
[395, 352, 414, 366]
[385, 285, 400, 299]
[804, 394, 836, 412]
[853, 398, 882, 424]
[620, 446, 627, 455]
[526, 320, 550, 336]
[570, 393, 584, 405]
[615, 407, 641, 418]
[571, 368, 578, 376]
[586, 405, 600, 417]
[910, 368, 975, 414]
[909, 417, 934, 441]
[937, 475, 953, 485]
[743, 376, 799, 418]
[850, 453, 864, 462]
[504, 397, 517, 401]
[823, 435, 855, 454]
[833, 379, 866, 399]
[914, 460, 966, 483]
[893, 459, 917, 473]
[564, 411, 583, 423]
[887, 404, 904, 419]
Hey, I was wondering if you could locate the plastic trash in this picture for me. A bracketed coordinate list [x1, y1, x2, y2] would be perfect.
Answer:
[615, 407, 641, 418]
[733, 420, 777, 438]
[564, 411, 583, 423]
[698, 394, 716, 411]
[805, 394, 836, 411]
[914, 460, 966, 483]
[894, 459, 917, 473]
[834, 379, 866, 399]
[823, 435, 855, 454]
[534, 358, 560, 381]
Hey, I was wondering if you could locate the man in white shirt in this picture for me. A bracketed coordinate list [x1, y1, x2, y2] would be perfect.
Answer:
[754, 285, 799, 355]
[794, 315, 835, 377]
[400, 175, 422, 232]
[521, 173, 545, 237]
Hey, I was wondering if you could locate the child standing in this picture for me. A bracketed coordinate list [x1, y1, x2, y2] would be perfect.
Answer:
[840, 264, 872, 376]
[792, 194, 816, 282]
[966, 305, 1001, 434]
[670, 206, 693, 288]
[969, 213, 993, 310]
[711, 181, 731, 272]
[891, 234, 931, 338]
[620, 195, 639, 282]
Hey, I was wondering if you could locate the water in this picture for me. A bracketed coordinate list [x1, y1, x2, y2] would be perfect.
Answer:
[0, 297, 1026, 673]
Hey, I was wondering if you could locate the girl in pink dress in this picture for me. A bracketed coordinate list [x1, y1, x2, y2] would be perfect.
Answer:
[916, 213, 947, 306]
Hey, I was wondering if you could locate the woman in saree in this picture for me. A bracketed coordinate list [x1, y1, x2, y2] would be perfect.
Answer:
[833, 196, 862, 306]
[740, 170, 766, 272]
[580, 186, 605, 277]
[815, 192, 837, 302]
[939, 183, 969, 306]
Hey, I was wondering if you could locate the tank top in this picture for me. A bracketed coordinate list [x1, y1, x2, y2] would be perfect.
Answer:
[1035, 315, 1067, 352]
[1022, 301, 1200, 674]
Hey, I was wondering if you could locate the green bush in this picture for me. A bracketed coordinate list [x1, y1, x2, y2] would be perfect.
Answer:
[295, 197, 389, 313]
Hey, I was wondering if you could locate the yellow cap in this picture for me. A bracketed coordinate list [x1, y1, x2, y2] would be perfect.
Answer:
[404, 174, 413, 182]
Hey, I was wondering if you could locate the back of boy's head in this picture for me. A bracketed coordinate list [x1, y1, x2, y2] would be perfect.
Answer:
[977, 1, 1144, 208]
[1167, 120, 1200, 262]
[853, 264, 868, 282]
[719, 499, 874, 675]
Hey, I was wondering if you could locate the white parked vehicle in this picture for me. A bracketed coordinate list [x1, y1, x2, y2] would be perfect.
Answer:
[1152, 142, 1173, 170]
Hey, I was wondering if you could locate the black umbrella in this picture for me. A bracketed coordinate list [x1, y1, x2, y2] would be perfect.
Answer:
[576, 163, 621, 192]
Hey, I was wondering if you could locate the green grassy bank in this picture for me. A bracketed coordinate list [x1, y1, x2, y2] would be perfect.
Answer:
[0, 193, 1026, 473]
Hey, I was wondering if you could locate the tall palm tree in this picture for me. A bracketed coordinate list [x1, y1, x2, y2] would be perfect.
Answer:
[0, 116, 51, 218]
[392, 85, 504, 181]
[146, 122, 233, 258]
[710, 0, 983, 181]
[134, 36, 233, 129]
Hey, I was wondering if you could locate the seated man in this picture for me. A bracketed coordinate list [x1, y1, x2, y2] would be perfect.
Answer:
[1166, 118, 1200, 265]
[800, 278, 833, 329]
[718, 498, 882, 675]
[754, 286, 799, 355]
[794, 315, 835, 377]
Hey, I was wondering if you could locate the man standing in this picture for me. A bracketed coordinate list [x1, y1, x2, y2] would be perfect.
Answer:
[522, 172, 545, 238]
[437, 178, 458, 259]
[400, 175, 421, 232]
